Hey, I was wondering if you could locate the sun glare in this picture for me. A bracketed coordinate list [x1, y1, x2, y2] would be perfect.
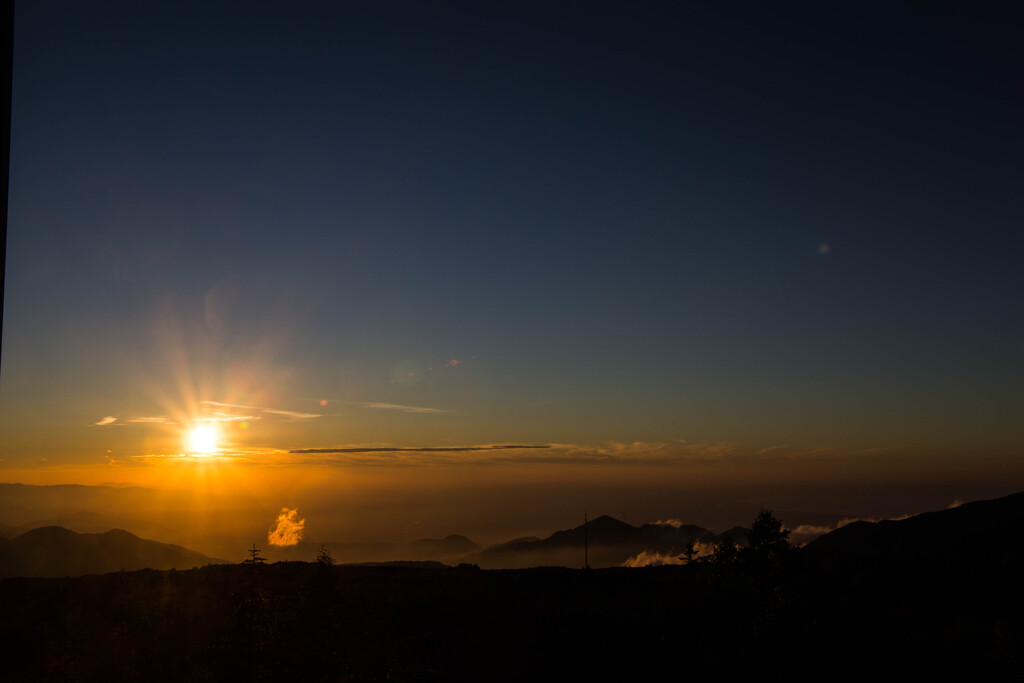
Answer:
[189, 426, 218, 454]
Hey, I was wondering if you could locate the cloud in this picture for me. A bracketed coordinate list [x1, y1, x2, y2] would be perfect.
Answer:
[290, 445, 550, 455]
[355, 402, 451, 414]
[95, 416, 118, 426]
[263, 440, 906, 469]
[521, 399, 551, 407]
[262, 408, 321, 419]
[204, 412, 255, 422]
[268, 507, 305, 546]
[126, 416, 173, 424]
[200, 400, 320, 420]
[622, 551, 685, 567]
[789, 513, 915, 546]
[128, 449, 277, 464]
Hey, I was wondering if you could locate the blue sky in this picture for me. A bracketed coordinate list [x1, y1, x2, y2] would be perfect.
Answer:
[2, 2, 1022, 487]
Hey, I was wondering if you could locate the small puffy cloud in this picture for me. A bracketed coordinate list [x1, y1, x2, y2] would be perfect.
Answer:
[268, 507, 305, 546]
[95, 416, 118, 426]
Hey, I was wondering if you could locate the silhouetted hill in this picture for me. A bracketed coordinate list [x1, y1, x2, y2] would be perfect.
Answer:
[22, 510, 148, 534]
[545, 514, 635, 545]
[409, 534, 478, 554]
[804, 491, 1024, 561]
[789, 491, 1024, 678]
[0, 483, 265, 562]
[0, 526, 226, 578]
[473, 514, 722, 568]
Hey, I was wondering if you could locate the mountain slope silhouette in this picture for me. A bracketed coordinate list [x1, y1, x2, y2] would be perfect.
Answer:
[805, 491, 1024, 560]
[0, 526, 224, 578]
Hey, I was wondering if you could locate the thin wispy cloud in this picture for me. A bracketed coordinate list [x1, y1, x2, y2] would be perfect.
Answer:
[204, 412, 255, 422]
[128, 448, 282, 464]
[126, 416, 174, 424]
[291, 445, 550, 454]
[263, 408, 321, 418]
[355, 402, 451, 414]
[278, 440, 906, 468]
[200, 400, 321, 420]
[124, 439, 909, 475]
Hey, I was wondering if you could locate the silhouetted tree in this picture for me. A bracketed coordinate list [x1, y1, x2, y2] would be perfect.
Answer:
[314, 545, 335, 568]
[746, 509, 790, 556]
[682, 541, 698, 564]
[711, 536, 738, 565]
[243, 543, 267, 565]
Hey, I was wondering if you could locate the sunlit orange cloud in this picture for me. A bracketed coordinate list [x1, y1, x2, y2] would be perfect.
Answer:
[267, 508, 305, 546]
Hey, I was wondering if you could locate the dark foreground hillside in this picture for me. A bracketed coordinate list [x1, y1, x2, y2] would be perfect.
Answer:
[2, 546, 1022, 682]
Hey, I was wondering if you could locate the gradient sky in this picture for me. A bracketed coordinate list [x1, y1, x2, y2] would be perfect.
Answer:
[1, 2, 1022, 520]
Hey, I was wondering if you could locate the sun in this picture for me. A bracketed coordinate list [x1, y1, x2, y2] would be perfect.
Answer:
[189, 425, 218, 454]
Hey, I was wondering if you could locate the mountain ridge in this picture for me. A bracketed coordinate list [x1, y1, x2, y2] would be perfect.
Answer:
[0, 526, 226, 578]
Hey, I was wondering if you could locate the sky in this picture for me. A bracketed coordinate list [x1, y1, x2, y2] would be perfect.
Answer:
[1, 2, 1022, 540]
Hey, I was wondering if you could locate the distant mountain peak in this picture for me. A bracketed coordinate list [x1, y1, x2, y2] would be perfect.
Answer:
[15, 525, 79, 541]
[586, 514, 633, 528]
[100, 528, 141, 540]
